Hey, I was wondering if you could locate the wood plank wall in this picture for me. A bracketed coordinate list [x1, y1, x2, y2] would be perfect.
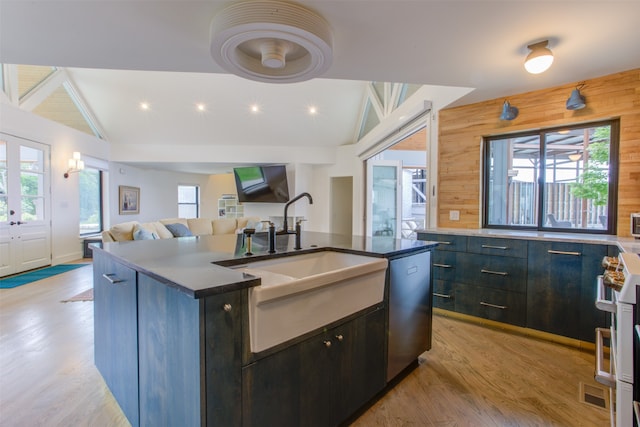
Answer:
[438, 68, 640, 237]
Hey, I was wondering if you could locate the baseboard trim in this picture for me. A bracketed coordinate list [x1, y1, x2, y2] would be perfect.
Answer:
[433, 308, 596, 352]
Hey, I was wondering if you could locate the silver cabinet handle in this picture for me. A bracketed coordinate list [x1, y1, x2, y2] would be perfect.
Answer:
[481, 244, 508, 250]
[480, 301, 507, 310]
[437, 241, 451, 245]
[433, 263, 452, 268]
[481, 269, 508, 276]
[547, 250, 581, 256]
[223, 303, 232, 312]
[323, 340, 332, 348]
[335, 334, 344, 342]
[433, 293, 452, 299]
[102, 273, 124, 284]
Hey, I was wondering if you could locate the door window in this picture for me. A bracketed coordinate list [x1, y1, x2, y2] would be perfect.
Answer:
[19, 145, 45, 221]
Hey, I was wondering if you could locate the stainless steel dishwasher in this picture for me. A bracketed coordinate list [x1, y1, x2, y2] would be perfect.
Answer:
[387, 250, 433, 381]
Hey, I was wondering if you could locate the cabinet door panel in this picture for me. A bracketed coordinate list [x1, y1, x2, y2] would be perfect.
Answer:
[299, 331, 335, 427]
[433, 279, 455, 310]
[242, 344, 301, 427]
[336, 308, 386, 423]
[527, 241, 583, 338]
[138, 274, 201, 427]
[578, 244, 608, 342]
[456, 283, 526, 326]
[93, 254, 139, 427]
[205, 291, 243, 426]
[467, 236, 528, 258]
[457, 253, 527, 292]
[432, 250, 457, 281]
[417, 233, 467, 252]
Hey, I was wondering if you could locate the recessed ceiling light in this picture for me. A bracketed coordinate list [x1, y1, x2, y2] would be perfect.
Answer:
[308, 106, 317, 115]
[250, 104, 260, 113]
[196, 103, 206, 112]
[139, 102, 150, 111]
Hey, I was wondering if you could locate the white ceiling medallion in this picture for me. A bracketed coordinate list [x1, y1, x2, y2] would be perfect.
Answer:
[210, 1, 333, 83]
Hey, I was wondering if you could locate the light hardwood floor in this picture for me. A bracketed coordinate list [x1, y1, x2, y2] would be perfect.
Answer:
[0, 262, 610, 426]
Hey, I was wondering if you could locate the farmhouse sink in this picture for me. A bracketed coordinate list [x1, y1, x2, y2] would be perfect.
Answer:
[232, 251, 388, 353]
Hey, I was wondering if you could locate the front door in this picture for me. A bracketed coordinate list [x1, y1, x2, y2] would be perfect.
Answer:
[0, 134, 51, 277]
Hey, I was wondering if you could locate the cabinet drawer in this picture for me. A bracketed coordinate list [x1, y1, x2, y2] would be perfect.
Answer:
[455, 284, 526, 326]
[458, 253, 527, 292]
[467, 237, 527, 258]
[433, 280, 455, 311]
[417, 233, 467, 252]
[431, 251, 457, 281]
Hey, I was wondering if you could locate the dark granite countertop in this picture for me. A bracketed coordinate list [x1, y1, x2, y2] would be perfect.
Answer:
[94, 231, 437, 299]
[416, 228, 640, 253]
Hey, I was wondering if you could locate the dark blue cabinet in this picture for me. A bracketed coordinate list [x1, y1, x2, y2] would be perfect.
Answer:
[94, 252, 242, 427]
[419, 232, 613, 342]
[527, 241, 609, 342]
[242, 307, 386, 427]
[419, 233, 465, 310]
[419, 233, 527, 327]
[93, 254, 139, 427]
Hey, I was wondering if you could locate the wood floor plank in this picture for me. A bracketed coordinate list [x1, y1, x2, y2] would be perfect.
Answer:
[0, 262, 611, 426]
[352, 313, 610, 427]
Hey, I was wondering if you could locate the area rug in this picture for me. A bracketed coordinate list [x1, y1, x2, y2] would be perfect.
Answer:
[61, 288, 93, 303]
[0, 264, 89, 289]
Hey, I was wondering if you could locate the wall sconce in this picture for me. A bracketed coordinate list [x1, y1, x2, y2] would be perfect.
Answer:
[64, 152, 85, 178]
[568, 153, 582, 162]
[524, 40, 554, 74]
[566, 84, 586, 110]
[500, 100, 519, 121]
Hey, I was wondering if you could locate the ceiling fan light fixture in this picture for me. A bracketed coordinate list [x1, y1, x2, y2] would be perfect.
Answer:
[524, 40, 554, 74]
[210, 1, 333, 83]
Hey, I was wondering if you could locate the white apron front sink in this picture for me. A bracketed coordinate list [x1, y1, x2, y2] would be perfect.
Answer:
[233, 251, 388, 353]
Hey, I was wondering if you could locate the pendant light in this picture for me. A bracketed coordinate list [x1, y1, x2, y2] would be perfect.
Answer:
[524, 40, 554, 74]
[566, 84, 586, 110]
[500, 100, 519, 121]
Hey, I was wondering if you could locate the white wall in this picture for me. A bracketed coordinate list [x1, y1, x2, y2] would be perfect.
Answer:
[107, 162, 211, 225]
[310, 145, 364, 234]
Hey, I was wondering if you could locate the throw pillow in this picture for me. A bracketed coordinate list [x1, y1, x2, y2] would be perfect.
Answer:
[165, 222, 193, 237]
[133, 224, 158, 240]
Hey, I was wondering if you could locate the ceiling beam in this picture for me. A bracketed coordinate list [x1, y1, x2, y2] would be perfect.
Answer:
[2, 64, 19, 105]
[19, 68, 67, 111]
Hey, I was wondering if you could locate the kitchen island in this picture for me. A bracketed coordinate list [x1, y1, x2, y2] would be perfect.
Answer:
[93, 232, 436, 427]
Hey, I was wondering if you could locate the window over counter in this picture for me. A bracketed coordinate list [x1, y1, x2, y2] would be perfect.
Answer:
[483, 120, 619, 234]
[178, 185, 199, 218]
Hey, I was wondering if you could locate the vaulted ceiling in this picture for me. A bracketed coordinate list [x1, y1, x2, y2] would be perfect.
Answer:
[1, 1, 639, 174]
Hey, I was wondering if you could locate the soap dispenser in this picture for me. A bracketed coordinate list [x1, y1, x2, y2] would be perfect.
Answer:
[261, 220, 276, 254]
[294, 219, 306, 250]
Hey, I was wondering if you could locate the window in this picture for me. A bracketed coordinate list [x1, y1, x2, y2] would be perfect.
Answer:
[79, 168, 103, 235]
[483, 120, 618, 233]
[178, 185, 199, 218]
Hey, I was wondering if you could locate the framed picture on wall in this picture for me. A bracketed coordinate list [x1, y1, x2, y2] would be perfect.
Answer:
[119, 186, 140, 214]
